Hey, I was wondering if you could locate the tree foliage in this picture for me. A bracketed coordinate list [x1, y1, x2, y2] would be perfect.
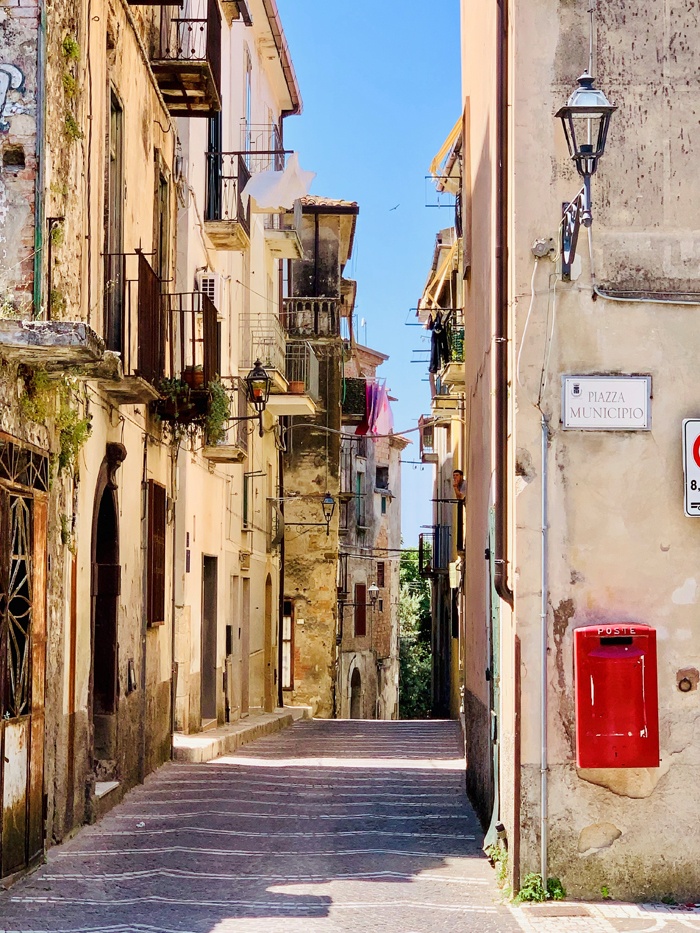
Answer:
[398, 548, 432, 719]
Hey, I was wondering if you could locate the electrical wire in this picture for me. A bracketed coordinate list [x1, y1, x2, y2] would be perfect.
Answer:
[516, 259, 539, 406]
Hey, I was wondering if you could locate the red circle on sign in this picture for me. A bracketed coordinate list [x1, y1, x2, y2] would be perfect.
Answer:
[693, 435, 700, 469]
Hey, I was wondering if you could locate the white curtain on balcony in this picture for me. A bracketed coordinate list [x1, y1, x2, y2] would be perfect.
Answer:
[242, 152, 315, 213]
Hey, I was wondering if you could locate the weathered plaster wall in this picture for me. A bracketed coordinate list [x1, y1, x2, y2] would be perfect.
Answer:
[510, 0, 700, 900]
[0, 0, 38, 315]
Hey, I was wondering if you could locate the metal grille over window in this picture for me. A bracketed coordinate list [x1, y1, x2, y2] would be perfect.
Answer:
[1, 494, 33, 718]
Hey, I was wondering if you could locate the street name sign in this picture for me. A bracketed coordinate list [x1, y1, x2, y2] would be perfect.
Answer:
[682, 419, 700, 517]
[561, 375, 651, 430]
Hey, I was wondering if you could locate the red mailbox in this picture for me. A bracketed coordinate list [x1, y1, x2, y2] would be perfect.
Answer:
[574, 624, 659, 769]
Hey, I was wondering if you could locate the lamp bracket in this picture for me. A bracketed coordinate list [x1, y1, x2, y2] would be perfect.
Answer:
[561, 179, 591, 280]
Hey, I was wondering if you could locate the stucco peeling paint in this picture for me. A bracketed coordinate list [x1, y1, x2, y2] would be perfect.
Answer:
[672, 578, 697, 605]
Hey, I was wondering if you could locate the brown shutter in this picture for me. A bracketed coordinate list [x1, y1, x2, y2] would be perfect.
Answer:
[147, 480, 166, 626]
[354, 583, 366, 638]
[377, 562, 385, 588]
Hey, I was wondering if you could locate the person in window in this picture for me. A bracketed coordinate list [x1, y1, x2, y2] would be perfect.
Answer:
[452, 469, 466, 500]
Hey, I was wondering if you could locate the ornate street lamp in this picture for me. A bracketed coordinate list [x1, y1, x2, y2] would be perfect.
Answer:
[368, 583, 380, 608]
[321, 492, 335, 533]
[555, 73, 616, 275]
[245, 360, 272, 436]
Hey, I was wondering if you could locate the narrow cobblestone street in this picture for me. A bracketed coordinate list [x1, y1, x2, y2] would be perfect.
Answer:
[1, 720, 699, 933]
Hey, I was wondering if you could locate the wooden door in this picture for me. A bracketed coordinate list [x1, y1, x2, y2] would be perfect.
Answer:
[201, 557, 218, 723]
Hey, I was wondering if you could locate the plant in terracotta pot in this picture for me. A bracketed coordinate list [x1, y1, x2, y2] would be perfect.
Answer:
[183, 364, 204, 389]
[288, 380, 305, 395]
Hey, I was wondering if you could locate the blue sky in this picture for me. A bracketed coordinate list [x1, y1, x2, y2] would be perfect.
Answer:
[276, 0, 461, 546]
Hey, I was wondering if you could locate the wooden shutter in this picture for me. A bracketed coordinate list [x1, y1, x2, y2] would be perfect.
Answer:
[377, 562, 385, 588]
[147, 481, 166, 626]
[354, 583, 366, 638]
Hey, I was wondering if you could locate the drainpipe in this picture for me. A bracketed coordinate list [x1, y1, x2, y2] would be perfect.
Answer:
[33, 0, 47, 317]
[540, 414, 549, 883]
[495, 0, 513, 608]
[277, 436, 285, 709]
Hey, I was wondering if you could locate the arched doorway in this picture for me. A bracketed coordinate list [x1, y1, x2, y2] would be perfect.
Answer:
[91, 447, 125, 769]
[350, 668, 362, 720]
[263, 575, 273, 712]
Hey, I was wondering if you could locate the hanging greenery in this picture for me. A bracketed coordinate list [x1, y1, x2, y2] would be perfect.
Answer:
[205, 378, 230, 445]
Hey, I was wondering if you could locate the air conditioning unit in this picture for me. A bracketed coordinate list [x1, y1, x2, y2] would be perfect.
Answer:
[197, 272, 222, 315]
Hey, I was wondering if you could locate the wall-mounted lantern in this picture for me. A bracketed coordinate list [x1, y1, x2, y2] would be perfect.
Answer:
[245, 360, 272, 436]
[321, 492, 335, 533]
[555, 73, 616, 276]
[368, 583, 380, 608]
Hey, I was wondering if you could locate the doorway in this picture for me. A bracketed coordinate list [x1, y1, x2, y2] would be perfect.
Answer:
[264, 575, 274, 712]
[201, 556, 218, 724]
[350, 668, 362, 720]
[91, 484, 120, 765]
[241, 577, 250, 716]
[0, 489, 47, 878]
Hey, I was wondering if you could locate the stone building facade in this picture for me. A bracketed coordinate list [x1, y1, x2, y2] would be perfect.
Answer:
[0, 0, 312, 880]
[427, 0, 700, 901]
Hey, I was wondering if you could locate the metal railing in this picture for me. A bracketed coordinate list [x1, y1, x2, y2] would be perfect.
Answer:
[207, 380, 249, 451]
[205, 153, 251, 233]
[103, 251, 165, 385]
[264, 200, 302, 234]
[239, 312, 286, 374]
[450, 323, 465, 363]
[239, 122, 286, 172]
[154, 0, 221, 91]
[282, 297, 341, 337]
[163, 291, 219, 384]
[285, 340, 319, 401]
[419, 525, 451, 576]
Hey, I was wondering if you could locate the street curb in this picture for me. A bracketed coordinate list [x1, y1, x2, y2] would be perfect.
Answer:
[172, 706, 311, 763]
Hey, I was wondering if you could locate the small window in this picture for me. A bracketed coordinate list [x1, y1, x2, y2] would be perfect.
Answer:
[282, 599, 294, 689]
[378, 598, 384, 613]
[2, 144, 25, 169]
[375, 466, 389, 489]
[147, 480, 166, 626]
[377, 561, 385, 588]
[381, 496, 387, 515]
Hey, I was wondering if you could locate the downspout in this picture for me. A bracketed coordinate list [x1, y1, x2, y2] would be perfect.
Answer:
[540, 414, 549, 883]
[277, 435, 285, 709]
[33, 0, 47, 318]
[169, 449, 179, 749]
[495, 0, 513, 608]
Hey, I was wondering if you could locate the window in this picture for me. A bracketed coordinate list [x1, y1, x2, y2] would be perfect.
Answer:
[381, 496, 387, 515]
[147, 480, 166, 625]
[282, 599, 294, 689]
[377, 561, 385, 588]
[379, 599, 384, 613]
[243, 474, 252, 528]
[355, 472, 365, 527]
[354, 583, 366, 637]
[375, 466, 389, 489]
[153, 153, 169, 281]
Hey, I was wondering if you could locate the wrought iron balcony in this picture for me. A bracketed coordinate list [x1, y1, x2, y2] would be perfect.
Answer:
[101, 251, 166, 403]
[285, 340, 319, 401]
[282, 297, 341, 338]
[151, 0, 221, 117]
[239, 122, 286, 173]
[441, 321, 465, 386]
[419, 415, 438, 464]
[203, 380, 248, 463]
[342, 377, 367, 423]
[204, 153, 251, 249]
[239, 312, 287, 393]
[263, 202, 304, 259]
[154, 291, 220, 425]
[419, 525, 451, 577]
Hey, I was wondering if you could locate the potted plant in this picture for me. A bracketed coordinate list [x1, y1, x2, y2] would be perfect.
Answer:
[183, 364, 204, 389]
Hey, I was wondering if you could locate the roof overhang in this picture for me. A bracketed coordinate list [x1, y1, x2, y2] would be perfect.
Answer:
[248, 0, 302, 116]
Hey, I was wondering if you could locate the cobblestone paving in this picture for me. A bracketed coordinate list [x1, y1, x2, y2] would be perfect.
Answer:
[1, 719, 698, 933]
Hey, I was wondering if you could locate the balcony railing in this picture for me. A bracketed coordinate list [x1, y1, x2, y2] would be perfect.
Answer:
[205, 153, 251, 246]
[285, 340, 319, 401]
[263, 203, 304, 259]
[239, 122, 286, 172]
[342, 377, 367, 422]
[203, 380, 248, 462]
[163, 291, 219, 384]
[419, 415, 438, 464]
[419, 525, 451, 577]
[151, 0, 221, 116]
[239, 312, 286, 377]
[103, 252, 165, 393]
[282, 298, 341, 338]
